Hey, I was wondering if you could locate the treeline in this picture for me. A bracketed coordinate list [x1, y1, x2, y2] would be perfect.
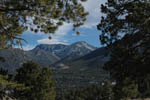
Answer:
[1, 66, 113, 100]
[0, 61, 150, 100]
[56, 81, 113, 100]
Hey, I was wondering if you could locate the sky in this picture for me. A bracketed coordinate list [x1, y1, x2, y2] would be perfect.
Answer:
[21, 0, 106, 50]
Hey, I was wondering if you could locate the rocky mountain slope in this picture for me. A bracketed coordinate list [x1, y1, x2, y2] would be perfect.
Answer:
[0, 48, 60, 72]
[0, 41, 96, 72]
[33, 41, 96, 59]
[53, 47, 109, 90]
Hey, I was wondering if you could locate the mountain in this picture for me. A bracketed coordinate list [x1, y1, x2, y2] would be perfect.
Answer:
[58, 41, 96, 58]
[52, 47, 110, 90]
[52, 42, 97, 66]
[0, 41, 96, 72]
[0, 49, 60, 72]
[0, 41, 109, 90]
[68, 47, 110, 68]
[0, 49, 28, 72]
[32, 44, 68, 58]
[27, 49, 60, 66]
[33, 41, 96, 59]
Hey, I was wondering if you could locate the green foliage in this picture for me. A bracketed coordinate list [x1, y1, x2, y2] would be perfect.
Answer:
[0, 0, 88, 49]
[98, 0, 150, 99]
[15, 61, 41, 86]
[0, 68, 8, 75]
[113, 78, 138, 100]
[98, 0, 150, 46]
[33, 67, 56, 100]
[101, 81, 113, 100]
[0, 56, 5, 62]
[57, 82, 113, 100]
[15, 61, 56, 100]
[0, 75, 26, 97]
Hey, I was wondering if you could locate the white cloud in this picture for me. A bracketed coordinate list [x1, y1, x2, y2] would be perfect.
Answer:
[36, 1, 106, 45]
[23, 45, 35, 51]
[81, 0, 106, 28]
[55, 23, 72, 36]
[37, 37, 68, 45]
[37, 23, 72, 45]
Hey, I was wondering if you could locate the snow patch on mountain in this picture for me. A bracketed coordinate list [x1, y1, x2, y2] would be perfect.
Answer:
[33, 41, 97, 59]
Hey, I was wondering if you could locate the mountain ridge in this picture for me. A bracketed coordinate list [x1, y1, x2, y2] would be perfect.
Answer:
[0, 41, 109, 89]
[0, 41, 97, 72]
[33, 41, 97, 59]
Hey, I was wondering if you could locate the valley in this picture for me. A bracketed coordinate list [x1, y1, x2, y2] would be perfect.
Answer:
[0, 41, 109, 91]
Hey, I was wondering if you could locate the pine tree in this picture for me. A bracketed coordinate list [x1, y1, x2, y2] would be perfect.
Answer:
[113, 78, 138, 100]
[101, 81, 113, 100]
[15, 61, 56, 100]
[33, 67, 56, 100]
[98, 0, 150, 98]
[0, 0, 88, 49]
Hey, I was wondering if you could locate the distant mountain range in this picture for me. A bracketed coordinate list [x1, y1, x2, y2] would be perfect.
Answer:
[0, 41, 97, 72]
[33, 41, 96, 59]
[0, 41, 109, 89]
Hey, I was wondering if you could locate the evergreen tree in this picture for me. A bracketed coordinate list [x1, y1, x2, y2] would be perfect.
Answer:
[101, 81, 113, 100]
[0, 67, 8, 75]
[15, 61, 56, 100]
[57, 84, 113, 100]
[33, 67, 56, 100]
[113, 78, 138, 100]
[0, 0, 88, 49]
[98, 0, 150, 99]
[0, 74, 26, 99]
[15, 61, 41, 86]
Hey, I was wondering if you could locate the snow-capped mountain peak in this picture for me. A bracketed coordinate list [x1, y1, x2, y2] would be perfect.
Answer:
[32, 41, 97, 59]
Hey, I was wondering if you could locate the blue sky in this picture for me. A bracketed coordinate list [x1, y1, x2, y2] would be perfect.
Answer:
[21, 0, 106, 50]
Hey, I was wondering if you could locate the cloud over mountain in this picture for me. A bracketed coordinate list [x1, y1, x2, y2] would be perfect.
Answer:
[36, 1, 106, 45]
